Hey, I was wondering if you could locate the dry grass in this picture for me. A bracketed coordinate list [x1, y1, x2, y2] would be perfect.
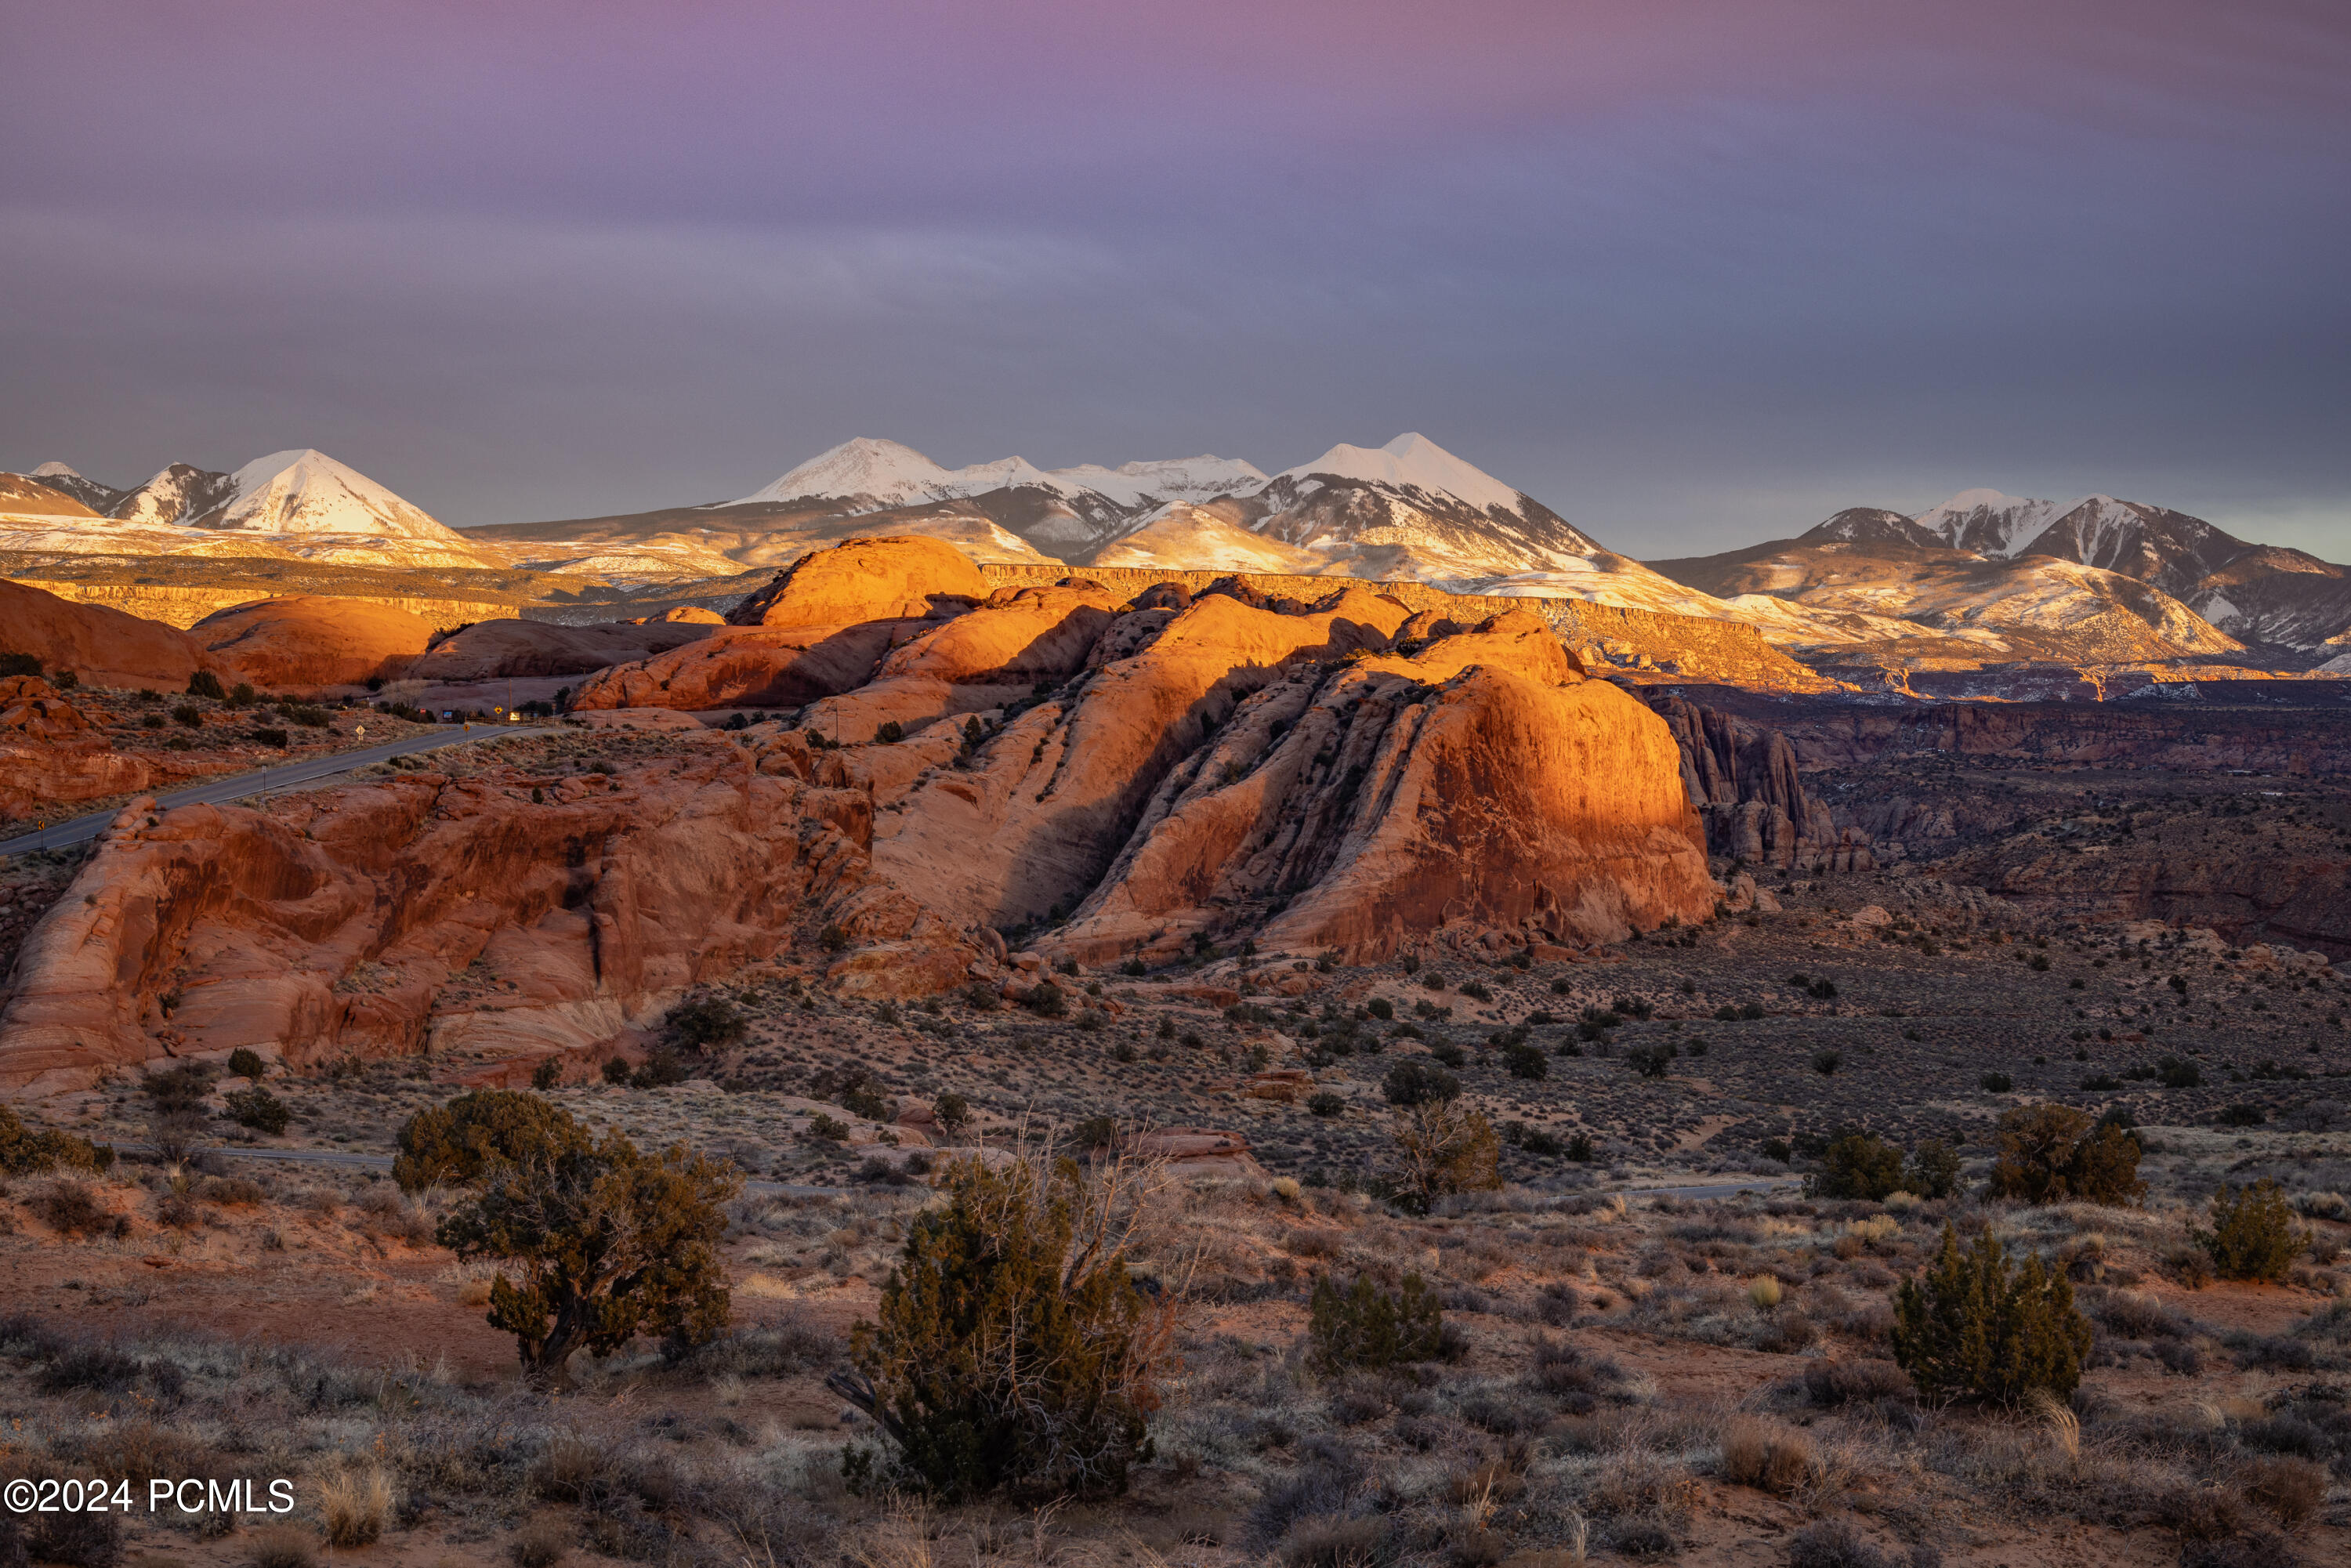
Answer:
[1716, 1416, 1820, 1494]
[317, 1462, 396, 1548]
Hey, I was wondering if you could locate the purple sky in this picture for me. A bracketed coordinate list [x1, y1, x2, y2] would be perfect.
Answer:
[3, 0, 2346, 555]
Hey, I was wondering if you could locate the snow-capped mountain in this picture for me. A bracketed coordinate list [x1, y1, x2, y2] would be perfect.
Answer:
[127, 449, 465, 541]
[1911, 489, 2067, 556]
[1045, 455, 1268, 509]
[21, 462, 129, 514]
[107, 463, 238, 528]
[1244, 433, 1612, 583]
[1802, 509, 1941, 549]
[727, 438, 1263, 516]
[0, 449, 494, 570]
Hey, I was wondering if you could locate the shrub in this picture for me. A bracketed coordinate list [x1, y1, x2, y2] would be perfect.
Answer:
[531, 1056, 563, 1091]
[1785, 1520, 1893, 1568]
[248, 726, 290, 748]
[838, 1150, 1174, 1500]
[187, 669, 225, 699]
[1307, 1092, 1346, 1117]
[1458, 980, 1493, 1002]
[1367, 998, 1394, 1020]
[1812, 1049, 1842, 1075]
[1891, 1222, 2091, 1404]
[1984, 1103, 2143, 1205]
[630, 1048, 690, 1088]
[2195, 1179, 2307, 1282]
[600, 1056, 631, 1085]
[228, 1047, 266, 1080]
[506, 1520, 571, 1568]
[0, 1105, 110, 1176]
[393, 1089, 591, 1193]
[0, 650, 38, 677]
[1715, 1417, 1817, 1494]
[435, 1124, 740, 1386]
[1807, 1132, 1905, 1201]
[1382, 1059, 1460, 1106]
[933, 1092, 970, 1133]
[1308, 1272, 1444, 1372]
[1980, 1071, 2012, 1093]
[32, 1179, 127, 1239]
[1389, 1101, 1501, 1209]
[2237, 1454, 2327, 1529]
[875, 720, 904, 744]
[241, 1524, 319, 1568]
[1502, 1041, 1547, 1080]
[2156, 1054, 2202, 1088]
[223, 1086, 290, 1135]
[1625, 1043, 1677, 1079]
[1904, 1138, 1962, 1200]
[1023, 983, 1069, 1018]
[665, 995, 748, 1050]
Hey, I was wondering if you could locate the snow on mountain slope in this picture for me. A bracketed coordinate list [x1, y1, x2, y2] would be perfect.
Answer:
[19, 463, 128, 514]
[1049, 455, 1267, 509]
[1912, 489, 2067, 556]
[1270, 433, 1527, 514]
[0, 473, 103, 520]
[1092, 502, 1327, 574]
[1247, 432, 1610, 582]
[197, 449, 465, 541]
[1802, 508, 1942, 549]
[730, 437, 1099, 512]
[109, 463, 238, 527]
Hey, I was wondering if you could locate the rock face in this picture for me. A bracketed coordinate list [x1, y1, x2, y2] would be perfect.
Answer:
[0, 743, 901, 1095]
[408, 617, 718, 683]
[0, 578, 216, 690]
[0, 537, 1742, 1091]
[573, 535, 987, 711]
[0, 677, 150, 820]
[192, 596, 437, 689]
[1045, 610, 1716, 961]
[1643, 692, 1869, 871]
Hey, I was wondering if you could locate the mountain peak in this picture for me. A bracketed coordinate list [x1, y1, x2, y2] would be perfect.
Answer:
[29, 461, 82, 478]
[1277, 432, 1527, 514]
[729, 437, 965, 509]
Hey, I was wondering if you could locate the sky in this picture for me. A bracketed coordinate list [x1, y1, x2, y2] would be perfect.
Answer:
[2, 0, 2347, 557]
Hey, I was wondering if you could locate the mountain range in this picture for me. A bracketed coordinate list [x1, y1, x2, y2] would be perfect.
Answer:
[5, 437, 2346, 669]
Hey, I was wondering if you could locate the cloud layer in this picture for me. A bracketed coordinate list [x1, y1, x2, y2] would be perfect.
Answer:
[2, 0, 2346, 554]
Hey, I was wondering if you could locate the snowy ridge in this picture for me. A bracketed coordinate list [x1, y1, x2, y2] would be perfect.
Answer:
[208, 449, 464, 541]
[1273, 433, 1527, 515]
[1912, 489, 2070, 556]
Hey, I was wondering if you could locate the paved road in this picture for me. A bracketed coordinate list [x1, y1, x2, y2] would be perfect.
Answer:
[0, 725, 563, 856]
[157, 1141, 1792, 1206]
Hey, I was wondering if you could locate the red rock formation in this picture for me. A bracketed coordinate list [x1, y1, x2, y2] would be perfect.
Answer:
[1048, 611, 1715, 962]
[0, 740, 944, 1094]
[573, 536, 988, 712]
[0, 677, 151, 820]
[0, 578, 216, 690]
[798, 581, 1125, 741]
[1643, 691, 1868, 871]
[408, 617, 717, 682]
[874, 585, 1412, 932]
[192, 595, 436, 689]
[0, 538, 1764, 1091]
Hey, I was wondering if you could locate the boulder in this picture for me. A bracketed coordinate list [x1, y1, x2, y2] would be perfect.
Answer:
[0, 677, 150, 820]
[728, 534, 987, 628]
[0, 578, 216, 691]
[193, 596, 437, 689]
